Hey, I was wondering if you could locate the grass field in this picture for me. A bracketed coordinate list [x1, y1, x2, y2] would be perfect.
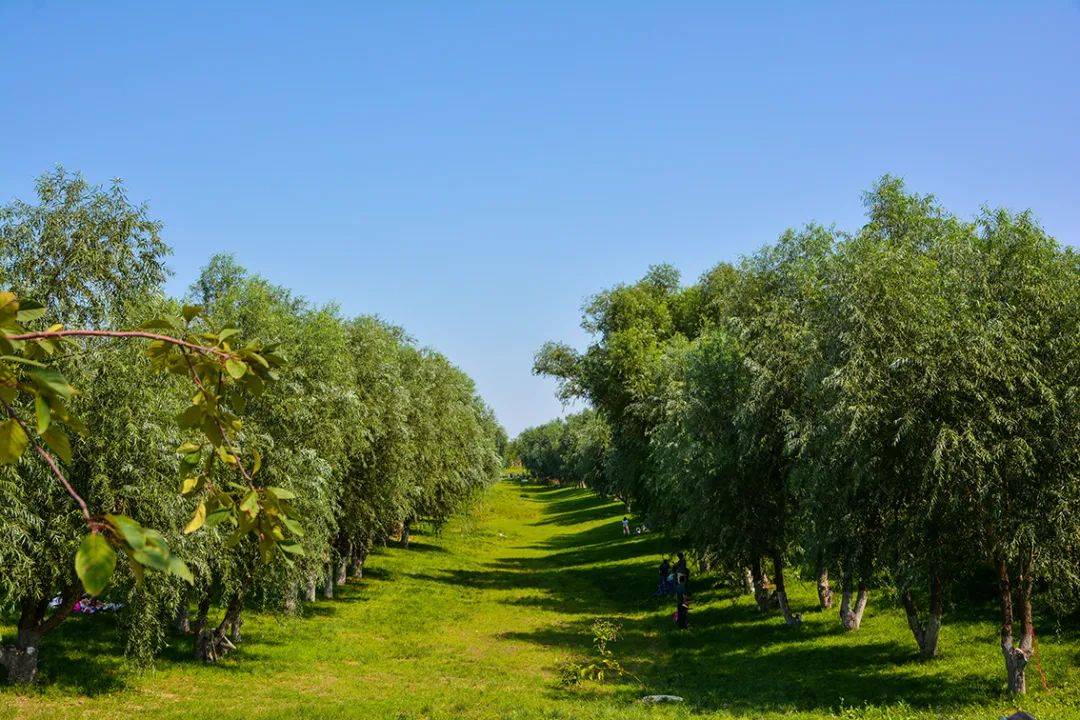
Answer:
[3, 480, 1078, 719]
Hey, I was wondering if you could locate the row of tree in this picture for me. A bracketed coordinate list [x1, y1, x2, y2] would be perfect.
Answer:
[0, 169, 504, 683]
[520, 177, 1080, 694]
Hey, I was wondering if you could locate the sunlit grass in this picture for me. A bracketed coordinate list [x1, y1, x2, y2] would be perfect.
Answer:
[3, 480, 1078, 718]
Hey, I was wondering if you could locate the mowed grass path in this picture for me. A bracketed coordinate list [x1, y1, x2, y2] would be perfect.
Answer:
[4, 480, 1080, 719]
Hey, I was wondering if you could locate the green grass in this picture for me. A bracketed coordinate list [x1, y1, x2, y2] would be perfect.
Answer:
[3, 480, 1079, 719]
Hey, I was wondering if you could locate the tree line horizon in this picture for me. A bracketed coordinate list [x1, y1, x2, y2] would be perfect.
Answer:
[512, 175, 1080, 696]
[0, 168, 506, 683]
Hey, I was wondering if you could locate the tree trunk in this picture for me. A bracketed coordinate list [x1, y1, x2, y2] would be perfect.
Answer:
[772, 554, 801, 626]
[191, 592, 212, 639]
[191, 591, 213, 659]
[229, 615, 243, 644]
[901, 574, 942, 659]
[284, 584, 298, 614]
[195, 592, 244, 663]
[742, 567, 754, 595]
[817, 565, 833, 610]
[840, 581, 869, 630]
[174, 598, 191, 634]
[0, 583, 81, 684]
[352, 548, 367, 579]
[305, 576, 317, 602]
[322, 568, 334, 599]
[401, 520, 411, 548]
[750, 558, 770, 612]
[998, 558, 1034, 694]
[335, 558, 348, 586]
[0, 640, 40, 684]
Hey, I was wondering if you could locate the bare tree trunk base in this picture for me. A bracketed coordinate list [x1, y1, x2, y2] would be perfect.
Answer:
[1003, 643, 1030, 694]
[817, 566, 833, 610]
[322, 572, 334, 600]
[175, 602, 191, 635]
[840, 586, 869, 630]
[193, 629, 237, 663]
[0, 644, 40, 684]
[776, 590, 802, 626]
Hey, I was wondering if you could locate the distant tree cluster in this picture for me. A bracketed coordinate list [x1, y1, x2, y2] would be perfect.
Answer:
[0, 169, 504, 683]
[523, 177, 1080, 695]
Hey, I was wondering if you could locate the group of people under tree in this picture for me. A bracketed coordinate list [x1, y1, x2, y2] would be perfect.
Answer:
[654, 553, 689, 629]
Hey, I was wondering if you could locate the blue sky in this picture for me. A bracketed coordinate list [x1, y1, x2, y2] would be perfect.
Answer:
[2, 2, 1077, 436]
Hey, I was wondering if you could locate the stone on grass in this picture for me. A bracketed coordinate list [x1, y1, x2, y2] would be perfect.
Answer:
[641, 695, 684, 703]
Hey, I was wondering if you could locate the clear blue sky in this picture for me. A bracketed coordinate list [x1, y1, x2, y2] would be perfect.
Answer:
[2, 2, 1077, 436]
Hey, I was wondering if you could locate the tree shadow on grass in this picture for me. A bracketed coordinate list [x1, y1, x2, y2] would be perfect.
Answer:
[2, 612, 129, 695]
[396, 540, 448, 554]
[419, 482, 1002, 715]
[503, 603, 996, 713]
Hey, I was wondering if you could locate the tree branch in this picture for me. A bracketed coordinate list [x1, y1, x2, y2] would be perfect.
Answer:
[2, 401, 99, 531]
[6, 329, 232, 359]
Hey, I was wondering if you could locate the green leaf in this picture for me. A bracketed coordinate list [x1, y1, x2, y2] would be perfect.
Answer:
[0, 419, 29, 464]
[75, 534, 116, 596]
[217, 328, 240, 343]
[29, 366, 73, 399]
[0, 354, 46, 367]
[267, 486, 295, 500]
[105, 514, 148, 550]
[225, 359, 248, 379]
[216, 446, 237, 465]
[139, 317, 182, 331]
[205, 508, 232, 528]
[176, 441, 201, 454]
[177, 405, 203, 429]
[251, 446, 262, 476]
[167, 554, 194, 584]
[15, 300, 46, 323]
[34, 395, 51, 434]
[131, 530, 172, 571]
[279, 539, 305, 556]
[42, 425, 72, 464]
[281, 516, 305, 537]
[181, 305, 202, 323]
[239, 490, 259, 516]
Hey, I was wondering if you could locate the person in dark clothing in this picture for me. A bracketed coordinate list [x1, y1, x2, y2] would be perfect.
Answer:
[675, 594, 689, 629]
[655, 558, 672, 596]
[674, 552, 690, 597]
